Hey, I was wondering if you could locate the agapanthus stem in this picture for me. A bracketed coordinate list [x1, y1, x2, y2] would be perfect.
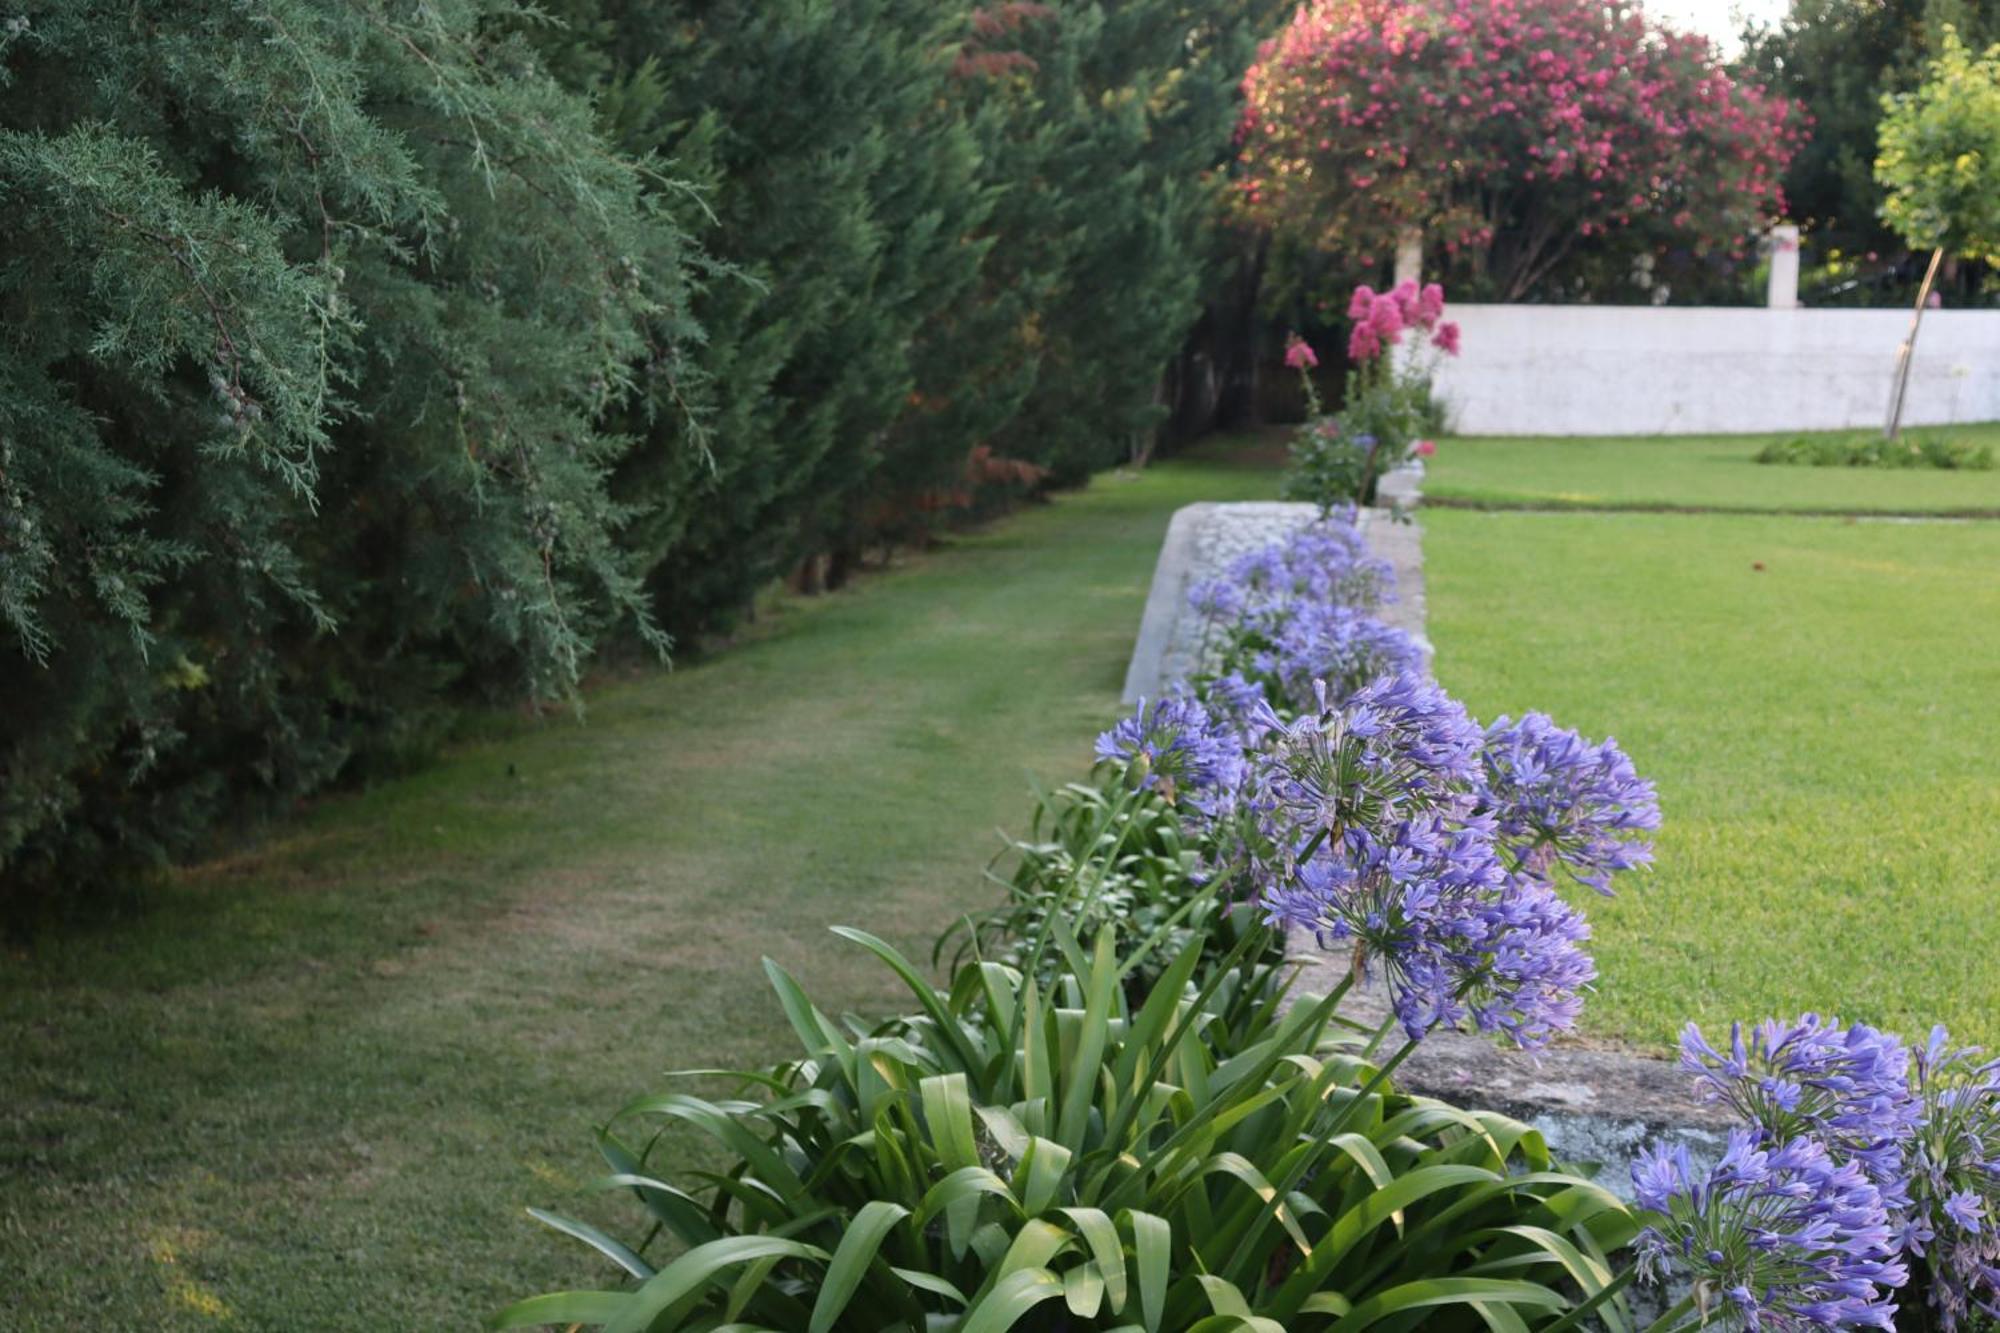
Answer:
[1533, 1265, 1639, 1333]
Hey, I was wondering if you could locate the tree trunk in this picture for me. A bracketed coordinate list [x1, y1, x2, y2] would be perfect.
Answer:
[1885, 245, 1946, 442]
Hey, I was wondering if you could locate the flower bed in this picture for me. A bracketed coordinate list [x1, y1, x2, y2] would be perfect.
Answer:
[498, 510, 1999, 1333]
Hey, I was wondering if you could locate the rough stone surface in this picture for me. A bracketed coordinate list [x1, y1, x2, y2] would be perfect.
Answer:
[1291, 956, 1730, 1197]
[1121, 465, 1726, 1197]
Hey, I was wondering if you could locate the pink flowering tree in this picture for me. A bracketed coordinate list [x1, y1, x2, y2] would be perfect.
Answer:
[1236, 0, 1804, 299]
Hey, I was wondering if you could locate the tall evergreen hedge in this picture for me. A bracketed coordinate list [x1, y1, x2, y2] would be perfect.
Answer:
[0, 1, 700, 896]
[0, 0, 1278, 901]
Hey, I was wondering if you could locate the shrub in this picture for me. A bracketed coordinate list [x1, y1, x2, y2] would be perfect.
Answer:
[1236, 0, 1802, 301]
[1754, 434, 1996, 469]
[0, 0, 700, 900]
[1280, 283, 1454, 512]
[497, 927, 1643, 1332]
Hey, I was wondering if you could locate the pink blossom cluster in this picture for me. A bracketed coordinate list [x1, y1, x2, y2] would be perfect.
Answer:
[1284, 332, 1321, 369]
[1235, 0, 1804, 273]
[1346, 279, 1459, 362]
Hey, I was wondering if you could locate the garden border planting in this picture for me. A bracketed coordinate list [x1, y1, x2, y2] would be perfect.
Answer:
[1126, 487, 1732, 1197]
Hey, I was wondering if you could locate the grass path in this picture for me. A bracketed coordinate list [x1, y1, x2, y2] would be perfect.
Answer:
[0, 447, 1281, 1330]
[1425, 509, 2000, 1049]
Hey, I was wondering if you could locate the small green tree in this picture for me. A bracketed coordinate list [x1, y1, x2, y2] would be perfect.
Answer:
[1876, 27, 2000, 438]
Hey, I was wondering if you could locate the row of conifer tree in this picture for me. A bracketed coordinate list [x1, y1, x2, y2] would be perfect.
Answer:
[0, 0, 1284, 899]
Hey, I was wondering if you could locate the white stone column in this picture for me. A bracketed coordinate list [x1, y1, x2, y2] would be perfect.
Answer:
[1394, 226, 1423, 288]
[1767, 224, 1800, 309]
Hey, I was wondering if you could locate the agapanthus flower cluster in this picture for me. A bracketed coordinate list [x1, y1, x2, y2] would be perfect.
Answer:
[1632, 1131, 1907, 1332]
[1094, 693, 1244, 811]
[1189, 515, 1402, 711]
[1901, 1028, 2000, 1329]
[1189, 513, 1394, 624]
[1266, 602, 1425, 713]
[1672, 1015, 2000, 1329]
[1477, 712, 1660, 893]
[1164, 507, 1663, 1049]
[1681, 1017, 1918, 1211]
[1247, 675, 1598, 1046]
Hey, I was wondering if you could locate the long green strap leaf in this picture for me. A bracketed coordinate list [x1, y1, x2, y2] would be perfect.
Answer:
[525, 1207, 655, 1281]
[1329, 1277, 1567, 1333]
[808, 1200, 911, 1333]
[600, 1236, 827, 1333]
[959, 1267, 1067, 1333]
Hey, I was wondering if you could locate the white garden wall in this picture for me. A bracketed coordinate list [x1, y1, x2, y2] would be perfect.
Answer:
[1431, 304, 2000, 436]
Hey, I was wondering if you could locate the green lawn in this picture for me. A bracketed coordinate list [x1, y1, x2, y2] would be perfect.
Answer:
[1425, 508, 2000, 1049]
[9, 428, 1999, 1327]
[1425, 423, 2000, 514]
[0, 444, 1281, 1330]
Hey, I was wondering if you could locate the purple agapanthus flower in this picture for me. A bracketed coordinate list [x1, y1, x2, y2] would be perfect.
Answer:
[1681, 1016, 1919, 1211]
[1248, 674, 1591, 1048]
[1199, 671, 1270, 743]
[1094, 694, 1243, 805]
[1633, 1130, 1908, 1331]
[1270, 604, 1425, 714]
[1250, 673, 1484, 842]
[1476, 712, 1660, 894]
[1901, 1027, 2000, 1330]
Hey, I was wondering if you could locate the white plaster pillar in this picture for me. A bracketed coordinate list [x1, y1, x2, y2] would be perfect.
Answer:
[1394, 226, 1423, 287]
[1767, 224, 1800, 309]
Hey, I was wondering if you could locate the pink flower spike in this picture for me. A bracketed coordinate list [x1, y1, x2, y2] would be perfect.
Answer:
[1347, 322, 1383, 363]
[1390, 278, 1421, 322]
[1367, 293, 1405, 341]
[1284, 334, 1320, 370]
[1418, 282, 1446, 324]
[1346, 284, 1377, 320]
[1413, 438, 1437, 457]
[1432, 321, 1461, 356]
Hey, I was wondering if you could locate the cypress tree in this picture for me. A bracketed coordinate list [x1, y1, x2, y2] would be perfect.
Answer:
[0, 1, 701, 897]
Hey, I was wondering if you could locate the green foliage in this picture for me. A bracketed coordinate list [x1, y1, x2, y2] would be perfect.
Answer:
[1876, 27, 2000, 262]
[500, 923, 1639, 1331]
[531, 0, 1002, 626]
[1744, 0, 1999, 275]
[969, 3, 1283, 483]
[3, 1, 1276, 900]
[1755, 432, 1996, 469]
[0, 0, 702, 897]
[1282, 359, 1446, 512]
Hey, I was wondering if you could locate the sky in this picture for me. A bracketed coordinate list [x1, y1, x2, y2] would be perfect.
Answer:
[1643, 0, 1791, 51]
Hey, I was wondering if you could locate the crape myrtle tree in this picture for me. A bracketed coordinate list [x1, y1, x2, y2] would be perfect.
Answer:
[1236, 0, 1804, 302]
[0, 1, 701, 897]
